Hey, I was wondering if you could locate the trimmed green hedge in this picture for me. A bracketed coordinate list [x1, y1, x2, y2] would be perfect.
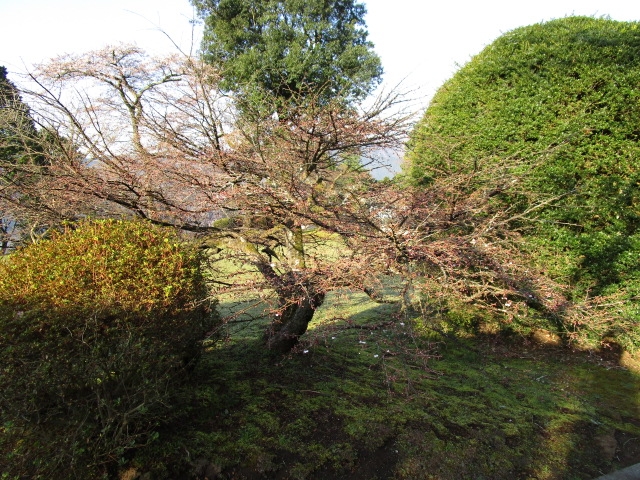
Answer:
[406, 17, 640, 349]
[0, 219, 219, 478]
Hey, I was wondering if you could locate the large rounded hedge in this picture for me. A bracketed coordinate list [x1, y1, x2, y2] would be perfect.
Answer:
[406, 16, 640, 347]
[0, 219, 218, 478]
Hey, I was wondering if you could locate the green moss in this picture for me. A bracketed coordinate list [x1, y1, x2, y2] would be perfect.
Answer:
[126, 283, 640, 479]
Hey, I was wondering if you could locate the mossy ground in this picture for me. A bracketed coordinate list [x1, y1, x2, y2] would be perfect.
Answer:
[128, 286, 640, 480]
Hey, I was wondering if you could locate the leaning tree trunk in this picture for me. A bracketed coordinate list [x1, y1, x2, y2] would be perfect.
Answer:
[265, 282, 325, 354]
[259, 223, 326, 353]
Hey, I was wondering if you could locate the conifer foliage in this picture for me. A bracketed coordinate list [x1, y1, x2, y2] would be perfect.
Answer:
[192, 0, 383, 108]
[406, 17, 640, 349]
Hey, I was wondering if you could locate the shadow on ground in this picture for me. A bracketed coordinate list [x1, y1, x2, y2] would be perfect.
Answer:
[128, 297, 640, 480]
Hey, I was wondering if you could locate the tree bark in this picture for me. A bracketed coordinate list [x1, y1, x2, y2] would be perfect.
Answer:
[264, 272, 325, 354]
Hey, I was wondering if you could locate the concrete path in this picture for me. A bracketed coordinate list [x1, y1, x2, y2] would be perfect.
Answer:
[595, 464, 640, 480]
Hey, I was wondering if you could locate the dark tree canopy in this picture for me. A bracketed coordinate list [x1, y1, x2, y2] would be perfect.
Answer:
[406, 16, 640, 306]
[191, 0, 383, 107]
[0, 66, 41, 165]
[0, 67, 49, 252]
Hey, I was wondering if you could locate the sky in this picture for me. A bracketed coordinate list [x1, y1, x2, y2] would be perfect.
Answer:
[0, 0, 640, 176]
[1, 0, 639, 175]
[2, 0, 639, 107]
[365, 0, 640, 107]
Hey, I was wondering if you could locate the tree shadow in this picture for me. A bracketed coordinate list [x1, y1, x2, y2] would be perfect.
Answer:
[475, 334, 640, 479]
[559, 343, 640, 478]
[127, 291, 640, 480]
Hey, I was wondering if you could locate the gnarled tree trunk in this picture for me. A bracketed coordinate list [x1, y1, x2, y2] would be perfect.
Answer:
[265, 290, 325, 354]
[262, 270, 325, 354]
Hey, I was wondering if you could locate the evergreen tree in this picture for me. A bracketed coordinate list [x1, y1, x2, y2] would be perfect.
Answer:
[0, 66, 40, 165]
[191, 0, 383, 109]
[0, 67, 60, 252]
[0, 67, 40, 252]
[405, 17, 640, 347]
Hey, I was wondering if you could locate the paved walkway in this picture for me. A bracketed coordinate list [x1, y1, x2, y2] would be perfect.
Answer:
[595, 464, 640, 480]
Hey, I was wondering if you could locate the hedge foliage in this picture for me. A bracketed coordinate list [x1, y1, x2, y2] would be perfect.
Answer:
[405, 17, 640, 349]
[0, 219, 218, 478]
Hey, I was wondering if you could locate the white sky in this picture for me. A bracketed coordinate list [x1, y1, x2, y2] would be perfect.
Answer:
[1, 0, 639, 109]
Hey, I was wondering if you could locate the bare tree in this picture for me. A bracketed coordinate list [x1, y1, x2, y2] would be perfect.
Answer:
[8, 45, 614, 353]
[7, 46, 413, 352]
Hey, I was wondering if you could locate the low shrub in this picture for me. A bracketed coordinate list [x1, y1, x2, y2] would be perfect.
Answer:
[0, 219, 219, 478]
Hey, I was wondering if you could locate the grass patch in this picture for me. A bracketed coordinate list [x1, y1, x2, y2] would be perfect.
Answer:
[123, 283, 640, 480]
